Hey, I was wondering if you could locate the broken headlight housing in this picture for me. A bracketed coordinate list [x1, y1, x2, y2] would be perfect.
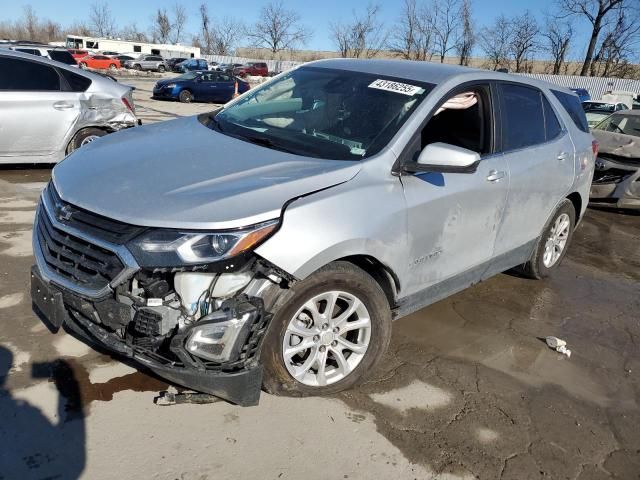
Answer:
[128, 220, 278, 267]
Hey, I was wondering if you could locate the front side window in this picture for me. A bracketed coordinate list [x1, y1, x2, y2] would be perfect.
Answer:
[499, 83, 545, 151]
[208, 66, 433, 160]
[0, 57, 60, 91]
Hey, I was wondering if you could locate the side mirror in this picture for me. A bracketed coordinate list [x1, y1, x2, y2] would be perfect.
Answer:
[403, 142, 480, 174]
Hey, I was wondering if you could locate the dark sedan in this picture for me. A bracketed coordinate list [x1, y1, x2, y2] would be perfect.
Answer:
[152, 71, 250, 103]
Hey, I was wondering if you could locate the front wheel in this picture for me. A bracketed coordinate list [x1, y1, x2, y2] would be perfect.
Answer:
[261, 261, 392, 396]
[178, 90, 193, 103]
[79, 62, 87, 69]
[157, 65, 165, 72]
[108, 63, 116, 70]
[520, 199, 576, 279]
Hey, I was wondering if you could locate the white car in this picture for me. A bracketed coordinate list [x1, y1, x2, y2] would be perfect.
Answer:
[0, 42, 77, 67]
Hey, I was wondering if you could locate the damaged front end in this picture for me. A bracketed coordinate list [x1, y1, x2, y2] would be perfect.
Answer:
[31, 183, 289, 406]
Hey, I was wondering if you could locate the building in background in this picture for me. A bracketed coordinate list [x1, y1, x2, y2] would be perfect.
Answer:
[65, 34, 200, 58]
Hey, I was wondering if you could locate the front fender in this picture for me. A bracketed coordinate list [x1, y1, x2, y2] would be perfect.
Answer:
[255, 167, 408, 290]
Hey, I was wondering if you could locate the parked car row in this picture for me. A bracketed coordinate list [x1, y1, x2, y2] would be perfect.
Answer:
[152, 71, 250, 103]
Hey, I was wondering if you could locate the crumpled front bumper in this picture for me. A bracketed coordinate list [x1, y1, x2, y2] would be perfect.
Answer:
[30, 266, 264, 406]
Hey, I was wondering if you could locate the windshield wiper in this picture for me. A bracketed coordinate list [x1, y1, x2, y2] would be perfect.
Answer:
[242, 135, 299, 155]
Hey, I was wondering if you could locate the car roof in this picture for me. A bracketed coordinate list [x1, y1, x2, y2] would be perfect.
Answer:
[0, 48, 130, 94]
[304, 58, 575, 95]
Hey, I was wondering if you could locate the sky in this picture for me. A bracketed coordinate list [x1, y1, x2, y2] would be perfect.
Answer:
[3, 0, 593, 58]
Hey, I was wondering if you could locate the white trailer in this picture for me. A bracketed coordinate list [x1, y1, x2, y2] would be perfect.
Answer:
[65, 35, 200, 59]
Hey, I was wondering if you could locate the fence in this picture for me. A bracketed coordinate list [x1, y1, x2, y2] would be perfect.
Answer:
[202, 54, 302, 74]
[514, 73, 640, 100]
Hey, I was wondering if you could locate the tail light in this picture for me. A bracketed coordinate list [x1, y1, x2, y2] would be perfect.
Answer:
[592, 139, 599, 159]
[121, 96, 135, 114]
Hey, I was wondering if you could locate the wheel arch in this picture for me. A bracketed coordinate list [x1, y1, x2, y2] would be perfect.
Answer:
[65, 126, 111, 154]
[566, 191, 583, 222]
[336, 255, 400, 309]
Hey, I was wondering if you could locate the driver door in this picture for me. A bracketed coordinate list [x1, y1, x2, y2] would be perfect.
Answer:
[399, 83, 510, 297]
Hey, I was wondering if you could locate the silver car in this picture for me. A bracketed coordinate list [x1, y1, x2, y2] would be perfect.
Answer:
[30, 59, 595, 405]
[124, 54, 167, 72]
[0, 50, 137, 164]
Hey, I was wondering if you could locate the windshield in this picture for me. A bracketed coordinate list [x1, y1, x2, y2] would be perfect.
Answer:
[174, 72, 198, 81]
[208, 66, 433, 160]
[594, 113, 640, 137]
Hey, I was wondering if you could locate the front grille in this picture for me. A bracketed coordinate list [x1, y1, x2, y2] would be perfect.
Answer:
[36, 205, 125, 291]
[46, 184, 144, 244]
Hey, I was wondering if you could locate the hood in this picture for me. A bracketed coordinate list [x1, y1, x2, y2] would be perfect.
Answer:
[592, 129, 640, 159]
[53, 116, 361, 230]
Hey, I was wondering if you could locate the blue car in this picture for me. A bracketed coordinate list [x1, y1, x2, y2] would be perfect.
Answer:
[570, 88, 591, 102]
[175, 58, 209, 72]
[152, 71, 250, 103]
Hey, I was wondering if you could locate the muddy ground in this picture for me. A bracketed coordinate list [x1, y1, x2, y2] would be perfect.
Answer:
[0, 81, 638, 479]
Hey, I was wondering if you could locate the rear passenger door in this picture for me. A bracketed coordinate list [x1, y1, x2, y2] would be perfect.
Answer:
[492, 82, 575, 256]
[0, 56, 81, 162]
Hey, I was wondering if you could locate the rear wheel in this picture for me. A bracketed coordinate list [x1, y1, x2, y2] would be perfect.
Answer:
[262, 261, 392, 396]
[133, 64, 142, 71]
[79, 62, 87, 69]
[520, 199, 576, 279]
[108, 63, 116, 71]
[179, 90, 193, 103]
[67, 128, 107, 153]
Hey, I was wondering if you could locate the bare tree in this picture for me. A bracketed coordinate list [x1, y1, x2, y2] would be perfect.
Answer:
[331, 4, 387, 59]
[23, 5, 38, 40]
[509, 12, 539, 72]
[89, 1, 116, 37]
[455, 0, 474, 65]
[559, 0, 627, 76]
[120, 22, 149, 42]
[387, 0, 435, 60]
[195, 4, 243, 56]
[246, 1, 310, 55]
[589, 7, 640, 77]
[151, 8, 172, 44]
[479, 15, 512, 70]
[432, 0, 462, 63]
[543, 18, 572, 74]
[171, 3, 187, 44]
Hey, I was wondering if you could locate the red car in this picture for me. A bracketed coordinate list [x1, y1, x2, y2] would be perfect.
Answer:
[233, 62, 269, 78]
[78, 55, 121, 70]
[68, 49, 89, 60]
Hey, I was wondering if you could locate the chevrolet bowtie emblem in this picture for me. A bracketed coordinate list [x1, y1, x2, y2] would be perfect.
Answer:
[57, 205, 73, 222]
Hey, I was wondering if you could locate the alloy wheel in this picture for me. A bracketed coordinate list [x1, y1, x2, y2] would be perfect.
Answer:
[282, 291, 371, 387]
[543, 213, 570, 267]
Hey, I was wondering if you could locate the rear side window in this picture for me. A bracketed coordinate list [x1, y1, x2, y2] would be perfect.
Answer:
[499, 83, 545, 151]
[0, 57, 60, 91]
[551, 90, 589, 133]
[60, 69, 92, 92]
[48, 49, 76, 65]
[542, 94, 562, 141]
[16, 48, 41, 56]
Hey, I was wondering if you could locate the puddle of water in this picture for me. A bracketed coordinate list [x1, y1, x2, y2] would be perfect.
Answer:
[0, 292, 24, 309]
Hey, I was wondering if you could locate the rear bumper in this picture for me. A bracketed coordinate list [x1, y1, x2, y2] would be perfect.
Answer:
[589, 157, 640, 209]
[30, 265, 264, 406]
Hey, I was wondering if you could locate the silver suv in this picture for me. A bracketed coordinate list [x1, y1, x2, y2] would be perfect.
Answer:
[124, 55, 167, 72]
[30, 59, 595, 405]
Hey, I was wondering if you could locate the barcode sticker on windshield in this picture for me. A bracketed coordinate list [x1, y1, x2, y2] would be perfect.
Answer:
[368, 79, 422, 96]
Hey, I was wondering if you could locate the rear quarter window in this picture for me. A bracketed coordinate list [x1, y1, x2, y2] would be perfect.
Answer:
[551, 90, 589, 133]
[60, 69, 92, 92]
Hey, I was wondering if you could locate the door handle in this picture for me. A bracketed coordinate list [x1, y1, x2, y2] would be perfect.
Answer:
[486, 170, 505, 182]
[53, 102, 74, 110]
[557, 151, 568, 161]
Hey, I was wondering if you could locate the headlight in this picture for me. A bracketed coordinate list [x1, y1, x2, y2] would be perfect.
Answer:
[165, 83, 176, 89]
[128, 219, 278, 266]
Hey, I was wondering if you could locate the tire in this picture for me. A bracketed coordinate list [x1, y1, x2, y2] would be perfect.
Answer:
[133, 64, 142, 71]
[261, 261, 392, 397]
[520, 199, 576, 279]
[157, 65, 165, 73]
[67, 128, 107, 153]
[108, 63, 116, 70]
[79, 62, 87, 69]
[178, 90, 193, 103]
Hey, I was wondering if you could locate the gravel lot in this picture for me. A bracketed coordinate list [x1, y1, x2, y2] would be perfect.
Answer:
[0, 85, 639, 479]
